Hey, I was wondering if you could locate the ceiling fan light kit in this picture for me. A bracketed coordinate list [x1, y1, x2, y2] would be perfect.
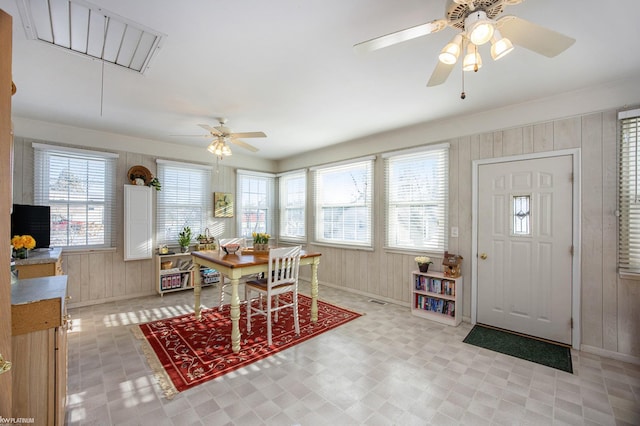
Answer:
[465, 10, 494, 45]
[354, 0, 575, 93]
[462, 45, 482, 72]
[490, 30, 514, 60]
[439, 34, 464, 65]
[194, 118, 266, 161]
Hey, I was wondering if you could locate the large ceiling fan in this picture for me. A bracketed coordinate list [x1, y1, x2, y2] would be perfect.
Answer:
[195, 118, 267, 159]
[354, 0, 575, 90]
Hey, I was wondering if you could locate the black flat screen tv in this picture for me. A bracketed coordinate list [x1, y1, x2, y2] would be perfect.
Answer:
[11, 204, 51, 249]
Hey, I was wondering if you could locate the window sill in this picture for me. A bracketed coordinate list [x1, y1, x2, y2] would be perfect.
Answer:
[619, 271, 640, 281]
[61, 247, 117, 255]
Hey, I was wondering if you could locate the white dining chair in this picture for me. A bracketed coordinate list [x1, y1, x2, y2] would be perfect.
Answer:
[244, 245, 301, 346]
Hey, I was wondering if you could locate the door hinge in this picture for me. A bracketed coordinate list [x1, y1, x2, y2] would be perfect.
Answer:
[570, 245, 574, 256]
[570, 172, 574, 183]
[570, 318, 574, 329]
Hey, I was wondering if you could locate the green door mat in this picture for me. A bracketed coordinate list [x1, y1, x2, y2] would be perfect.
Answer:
[463, 324, 573, 373]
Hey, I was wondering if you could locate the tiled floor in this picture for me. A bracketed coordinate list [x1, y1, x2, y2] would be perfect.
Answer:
[65, 283, 640, 425]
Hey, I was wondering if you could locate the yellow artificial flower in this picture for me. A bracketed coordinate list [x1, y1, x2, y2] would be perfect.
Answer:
[11, 234, 36, 250]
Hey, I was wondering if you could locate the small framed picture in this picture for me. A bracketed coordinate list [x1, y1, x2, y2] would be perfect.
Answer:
[214, 192, 233, 218]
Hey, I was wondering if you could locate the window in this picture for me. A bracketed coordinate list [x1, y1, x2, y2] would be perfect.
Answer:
[156, 160, 211, 246]
[33, 143, 118, 249]
[618, 108, 640, 272]
[312, 157, 374, 247]
[279, 170, 306, 242]
[384, 144, 449, 252]
[237, 170, 275, 238]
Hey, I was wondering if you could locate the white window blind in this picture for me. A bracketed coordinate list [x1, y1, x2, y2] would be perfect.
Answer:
[618, 108, 640, 272]
[237, 170, 275, 239]
[384, 144, 449, 252]
[33, 143, 118, 249]
[279, 170, 306, 242]
[312, 157, 374, 247]
[156, 160, 211, 246]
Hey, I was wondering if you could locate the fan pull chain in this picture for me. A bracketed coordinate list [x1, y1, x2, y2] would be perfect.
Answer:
[460, 64, 466, 100]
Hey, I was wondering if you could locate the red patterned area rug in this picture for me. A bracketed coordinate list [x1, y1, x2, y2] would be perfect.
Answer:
[133, 294, 362, 398]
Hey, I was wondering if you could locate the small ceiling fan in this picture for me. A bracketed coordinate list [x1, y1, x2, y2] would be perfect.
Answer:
[195, 118, 266, 158]
[354, 0, 575, 89]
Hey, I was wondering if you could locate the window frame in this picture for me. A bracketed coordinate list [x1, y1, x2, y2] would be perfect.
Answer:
[33, 142, 118, 249]
[383, 144, 449, 254]
[618, 108, 640, 273]
[311, 156, 374, 249]
[278, 169, 307, 243]
[155, 159, 212, 247]
[236, 169, 276, 240]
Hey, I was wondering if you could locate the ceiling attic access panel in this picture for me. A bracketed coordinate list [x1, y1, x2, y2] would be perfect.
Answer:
[16, 0, 165, 73]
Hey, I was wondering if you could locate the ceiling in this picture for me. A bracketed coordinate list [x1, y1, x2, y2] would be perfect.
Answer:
[3, 0, 640, 161]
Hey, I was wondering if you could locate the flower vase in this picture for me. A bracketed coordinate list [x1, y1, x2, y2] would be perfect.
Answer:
[15, 248, 29, 259]
[418, 263, 429, 273]
[254, 243, 269, 254]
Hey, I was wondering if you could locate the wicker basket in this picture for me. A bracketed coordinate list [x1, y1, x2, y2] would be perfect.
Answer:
[196, 228, 216, 251]
[161, 260, 173, 270]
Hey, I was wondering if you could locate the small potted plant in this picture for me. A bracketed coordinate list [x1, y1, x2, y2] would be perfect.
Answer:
[415, 256, 432, 273]
[178, 226, 192, 253]
[252, 232, 270, 253]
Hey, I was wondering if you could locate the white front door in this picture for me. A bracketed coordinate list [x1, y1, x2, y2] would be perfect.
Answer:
[477, 155, 573, 344]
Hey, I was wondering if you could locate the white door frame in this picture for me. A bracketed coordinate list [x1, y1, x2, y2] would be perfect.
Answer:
[471, 149, 582, 350]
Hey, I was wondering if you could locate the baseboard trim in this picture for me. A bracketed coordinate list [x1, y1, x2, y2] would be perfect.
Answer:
[68, 291, 154, 309]
[580, 344, 640, 366]
[301, 278, 409, 308]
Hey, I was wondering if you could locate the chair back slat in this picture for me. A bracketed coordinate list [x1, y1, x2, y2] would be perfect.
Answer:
[268, 246, 301, 288]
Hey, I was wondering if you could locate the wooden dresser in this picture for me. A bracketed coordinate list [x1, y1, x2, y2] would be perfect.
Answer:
[14, 248, 63, 279]
[11, 275, 69, 425]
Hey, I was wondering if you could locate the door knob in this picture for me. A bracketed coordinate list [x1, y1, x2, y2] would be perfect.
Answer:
[0, 353, 12, 375]
[480, 253, 488, 260]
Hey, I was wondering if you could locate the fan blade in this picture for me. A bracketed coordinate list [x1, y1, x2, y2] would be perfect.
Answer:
[497, 16, 575, 57]
[230, 138, 259, 153]
[229, 131, 266, 139]
[354, 19, 447, 53]
[198, 124, 222, 136]
[427, 60, 455, 87]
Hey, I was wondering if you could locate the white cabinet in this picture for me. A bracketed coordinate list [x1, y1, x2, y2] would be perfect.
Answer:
[124, 184, 152, 260]
[411, 270, 463, 326]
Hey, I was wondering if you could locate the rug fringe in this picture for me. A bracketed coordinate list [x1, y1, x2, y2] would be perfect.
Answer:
[131, 325, 179, 399]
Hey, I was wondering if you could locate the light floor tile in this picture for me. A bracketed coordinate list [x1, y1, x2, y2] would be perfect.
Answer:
[64, 282, 640, 425]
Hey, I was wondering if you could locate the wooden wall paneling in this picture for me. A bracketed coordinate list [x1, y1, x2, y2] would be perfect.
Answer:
[88, 252, 107, 301]
[533, 122, 554, 152]
[125, 258, 142, 294]
[617, 280, 640, 355]
[601, 110, 619, 352]
[63, 254, 81, 303]
[12, 137, 24, 204]
[344, 250, 357, 293]
[553, 116, 581, 150]
[457, 136, 473, 317]
[21, 138, 34, 203]
[478, 132, 494, 159]
[492, 131, 503, 157]
[502, 127, 524, 157]
[523, 126, 534, 154]
[581, 112, 605, 348]
[448, 138, 460, 254]
[104, 252, 114, 299]
[392, 253, 404, 301]
[80, 253, 91, 302]
[111, 251, 127, 300]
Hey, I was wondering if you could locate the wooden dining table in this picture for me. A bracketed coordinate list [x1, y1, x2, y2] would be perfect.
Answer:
[191, 248, 322, 353]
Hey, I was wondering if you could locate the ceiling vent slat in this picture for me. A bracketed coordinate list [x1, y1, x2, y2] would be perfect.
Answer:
[16, 0, 165, 74]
